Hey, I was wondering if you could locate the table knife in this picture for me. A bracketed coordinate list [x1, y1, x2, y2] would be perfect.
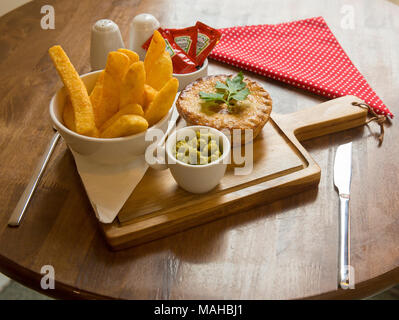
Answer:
[333, 142, 352, 289]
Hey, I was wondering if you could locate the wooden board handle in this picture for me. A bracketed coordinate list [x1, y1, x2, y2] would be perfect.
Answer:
[275, 95, 368, 141]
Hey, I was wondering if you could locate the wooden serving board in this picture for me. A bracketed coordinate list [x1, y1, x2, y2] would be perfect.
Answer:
[101, 95, 367, 250]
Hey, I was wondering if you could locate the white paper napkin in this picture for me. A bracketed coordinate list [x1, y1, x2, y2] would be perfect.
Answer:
[71, 107, 179, 224]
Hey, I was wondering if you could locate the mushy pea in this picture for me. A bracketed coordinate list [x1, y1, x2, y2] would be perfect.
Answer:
[175, 131, 223, 165]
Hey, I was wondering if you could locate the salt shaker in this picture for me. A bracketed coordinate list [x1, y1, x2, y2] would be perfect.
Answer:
[129, 13, 160, 60]
[90, 19, 125, 70]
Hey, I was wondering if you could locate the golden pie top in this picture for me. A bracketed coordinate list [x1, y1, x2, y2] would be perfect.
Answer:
[176, 75, 272, 134]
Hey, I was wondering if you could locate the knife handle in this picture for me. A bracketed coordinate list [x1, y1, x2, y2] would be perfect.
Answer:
[339, 194, 350, 289]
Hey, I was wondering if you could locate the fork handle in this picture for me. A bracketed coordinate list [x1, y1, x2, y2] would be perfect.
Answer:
[8, 132, 61, 227]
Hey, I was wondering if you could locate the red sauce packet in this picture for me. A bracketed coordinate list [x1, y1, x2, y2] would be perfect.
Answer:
[168, 26, 198, 61]
[142, 28, 197, 74]
[195, 21, 222, 67]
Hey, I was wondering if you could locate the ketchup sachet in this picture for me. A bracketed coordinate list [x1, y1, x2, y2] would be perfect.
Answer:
[195, 21, 222, 67]
[168, 26, 198, 61]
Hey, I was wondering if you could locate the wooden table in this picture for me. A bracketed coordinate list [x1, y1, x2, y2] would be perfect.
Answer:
[0, 0, 398, 300]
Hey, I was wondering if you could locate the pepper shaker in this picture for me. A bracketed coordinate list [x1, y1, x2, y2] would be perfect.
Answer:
[129, 13, 160, 60]
[90, 19, 125, 70]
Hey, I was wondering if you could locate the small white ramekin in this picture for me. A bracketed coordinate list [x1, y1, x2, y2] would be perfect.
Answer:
[173, 58, 208, 91]
[148, 125, 230, 194]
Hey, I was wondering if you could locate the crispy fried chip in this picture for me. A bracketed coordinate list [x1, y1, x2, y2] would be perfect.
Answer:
[96, 51, 130, 126]
[143, 84, 158, 112]
[100, 103, 144, 132]
[144, 30, 173, 90]
[100, 114, 148, 138]
[117, 48, 139, 65]
[90, 71, 104, 127]
[63, 96, 76, 131]
[144, 77, 178, 126]
[48, 45, 98, 137]
[120, 61, 145, 108]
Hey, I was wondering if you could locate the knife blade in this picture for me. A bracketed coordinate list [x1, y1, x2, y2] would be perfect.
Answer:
[334, 142, 352, 195]
[333, 142, 352, 289]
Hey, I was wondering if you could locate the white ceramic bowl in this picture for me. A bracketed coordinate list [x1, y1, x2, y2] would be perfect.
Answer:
[173, 58, 208, 91]
[49, 70, 173, 165]
[149, 125, 230, 194]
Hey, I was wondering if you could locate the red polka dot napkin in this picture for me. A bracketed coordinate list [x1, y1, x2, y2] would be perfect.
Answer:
[209, 16, 392, 118]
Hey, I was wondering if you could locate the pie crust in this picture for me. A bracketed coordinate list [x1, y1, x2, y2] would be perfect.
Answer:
[176, 75, 272, 145]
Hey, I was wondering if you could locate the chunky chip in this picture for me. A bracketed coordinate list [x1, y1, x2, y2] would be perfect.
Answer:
[48, 45, 98, 137]
[144, 30, 173, 90]
[143, 84, 158, 111]
[144, 77, 178, 126]
[100, 114, 148, 138]
[96, 51, 130, 126]
[117, 48, 139, 65]
[100, 103, 144, 132]
[120, 61, 145, 108]
[90, 71, 104, 127]
[63, 96, 76, 131]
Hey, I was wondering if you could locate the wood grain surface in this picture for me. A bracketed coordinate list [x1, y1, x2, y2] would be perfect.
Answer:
[0, 0, 398, 299]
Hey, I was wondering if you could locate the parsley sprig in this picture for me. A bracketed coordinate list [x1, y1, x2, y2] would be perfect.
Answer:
[199, 72, 250, 112]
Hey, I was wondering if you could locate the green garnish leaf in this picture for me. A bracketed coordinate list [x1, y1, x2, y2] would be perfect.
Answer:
[226, 72, 246, 93]
[231, 87, 250, 101]
[198, 71, 250, 112]
[199, 91, 225, 102]
[215, 81, 229, 91]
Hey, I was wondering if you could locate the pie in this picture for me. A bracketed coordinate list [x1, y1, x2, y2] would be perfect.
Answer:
[176, 75, 272, 145]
